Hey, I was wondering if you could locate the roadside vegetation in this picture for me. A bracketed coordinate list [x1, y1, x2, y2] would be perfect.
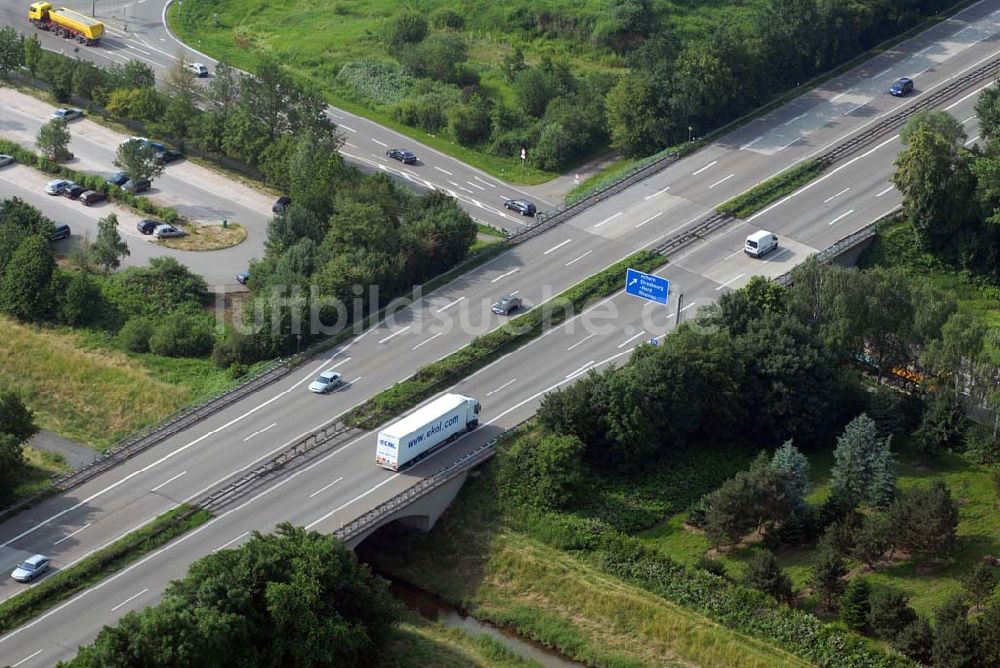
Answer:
[717, 159, 826, 219]
[169, 0, 964, 183]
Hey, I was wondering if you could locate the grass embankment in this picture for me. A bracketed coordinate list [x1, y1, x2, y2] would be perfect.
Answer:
[346, 250, 665, 429]
[369, 449, 810, 668]
[380, 613, 541, 668]
[0, 317, 238, 448]
[158, 222, 248, 251]
[0, 504, 211, 635]
[717, 159, 827, 219]
[13, 448, 71, 501]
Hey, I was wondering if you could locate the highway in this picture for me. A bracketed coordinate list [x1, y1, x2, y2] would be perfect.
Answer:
[0, 1, 998, 664]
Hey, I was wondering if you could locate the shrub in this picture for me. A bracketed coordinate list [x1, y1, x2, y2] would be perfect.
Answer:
[117, 317, 156, 353]
[386, 10, 428, 47]
[498, 433, 586, 510]
[431, 8, 465, 30]
[448, 100, 492, 146]
[336, 60, 413, 106]
[868, 588, 918, 640]
[148, 312, 215, 358]
[742, 549, 793, 603]
[840, 577, 872, 632]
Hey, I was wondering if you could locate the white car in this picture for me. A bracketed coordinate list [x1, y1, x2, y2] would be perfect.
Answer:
[153, 224, 185, 239]
[187, 62, 209, 77]
[44, 179, 74, 195]
[0, 154, 14, 167]
[308, 370, 343, 393]
[11, 554, 50, 583]
[51, 108, 84, 121]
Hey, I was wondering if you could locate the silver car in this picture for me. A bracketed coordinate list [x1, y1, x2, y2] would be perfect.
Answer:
[308, 370, 343, 393]
[44, 179, 74, 195]
[52, 108, 84, 121]
[11, 554, 50, 583]
[0, 154, 14, 167]
[153, 224, 185, 239]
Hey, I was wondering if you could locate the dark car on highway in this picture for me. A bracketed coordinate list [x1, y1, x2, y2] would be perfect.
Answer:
[386, 148, 418, 164]
[504, 199, 536, 216]
[63, 184, 87, 200]
[890, 77, 913, 96]
[137, 219, 160, 235]
[492, 294, 523, 315]
[80, 190, 107, 206]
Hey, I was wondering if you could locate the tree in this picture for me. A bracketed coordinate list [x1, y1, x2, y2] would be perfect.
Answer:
[0, 235, 54, 322]
[868, 588, 918, 640]
[668, 43, 736, 130]
[829, 413, 895, 509]
[851, 514, 892, 570]
[703, 453, 791, 547]
[114, 137, 164, 184]
[810, 543, 848, 611]
[117, 59, 156, 89]
[963, 562, 996, 611]
[90, 214, 129, 274]
[105, 87, 166, 122]
[22, 33, 41, 80]
[914, 390, 966, 461]
[0, 434, 24, 503]
[887, 481, 959, 563]
[0, 25, 23, 78]
[975, 84, 1000, 144]
[40, 52, 75, 102]
[978, 601, 1000, 667]
[606, 74, 669, 156]
[770, 440, 809, 504]
[840, 577, 872, 632]
[742, 549, 793, 603]
[386, 10, 428, 47]
[894, 617, 934, 665]
[72, 60, 107, 103]
[498, 433, 587, 510]
[868, 445, 898, 509]
[36, 118, 72, 161]
[932, 595, 981, 668]
[922, 312, 986, 396]
[163, 50, 200, 101]
[58, 272, 105, 326]
[900, 110, 966, 147]
[69, 524, 399, 667]
[705, 275, 786, 336]
[0, 390, 37, 442]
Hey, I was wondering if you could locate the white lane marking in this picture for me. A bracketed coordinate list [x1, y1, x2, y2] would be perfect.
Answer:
[378, 326, 412, 344]
[411, 332, 443, 350]
[467, 181, 486, 191]
[543, 239, 572, 255]
[875, 185, 895, 198]
[371, 138, 387, 147]
[490, 268, 519, 283]
[242, 423, 277, 442]
[874, 67, 893, 78]
[308, 477, 344, 499]
[945, 80, 995, 111]
[12, 649, 43, 667]
[150, 471, 187, 491]
[708, 173, 735, 189]
[827, 209, 855, 226]
[436, 296, 465, 313]
[509, 290, 521, 296]
[823, 187, 850, 203]
[842, 102, 867, 116]
[965, 135, 980, 146]
[53, 523, 92, 546]
[644, 187, 669, 200]
[962, 115, 975, 124]
[691, 160, 717, 176]
[783, 112, 808, 126]
[346, 376, 362, 386]
[917, 45, 933, 55]
[340, 124, 357, 133]
[741, 136, 764, 150]
[635, 212, 663, 228]
[776, 135, 803, 151]
[213, 531, 249, 552]
[565, 361, 596, 381]
[127, 44, 152, 56]
[715, 274, 746, 291]
[617, 331, 646, 349]
[474, 176, 497, 188]
[567, 333, 597, 351]
[110, 588, 149, 612]
[435, 166, 453, 175]
[344, 142, 357, 149]
[830, 91, 848, 103]
[565, 251, 592, 266]
[680, 303, 697, 312]
[448, 180, 460, 187]
[592, 211, 623, 228]
[486, 379, 517, 397]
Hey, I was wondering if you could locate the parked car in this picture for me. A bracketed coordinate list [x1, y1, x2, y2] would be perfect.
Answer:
[44, 179, 74, 195]
[154, 224, 185, 239]
[492, 294, 522, 315]
[105, 171, 128, 187]
[137, 219, 160, 235]
[50, 224, 71, 241]
[62, 184, 87, 200]
[890, 77, 914, 96]
[236, 271, 250, 285]
[158, 150, 183, 164]
[51, 107, 84, 121]
[386, 148, 418, 164]
[272, 196, 292, 213]
[308, 370, 343, 393]
[504, 199, 536, 216]
[79, 190, 107, 206]
[187, 62, 209, 77]
[11, 554, 50, 583]
[0, 154, 15, 168]
[123, 178, 151, 193]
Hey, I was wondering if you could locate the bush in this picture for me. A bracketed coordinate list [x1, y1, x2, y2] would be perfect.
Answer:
[392, 85, 461, 133]
[448, 100, 492, 146]
[531, 122, 574, 171]
[148, 312, 215, 358]
[868, 588, 918, 640]
[336, 60, 413, 106]
[117, 317, 155, 353]
[431, 8, 465, 30]
[499, 433, 586, 510]
[386, 10, 428, 47]
[742, 549, 793, 603]
[840, 578, 872, 632]
[964, 424, 1000, 464]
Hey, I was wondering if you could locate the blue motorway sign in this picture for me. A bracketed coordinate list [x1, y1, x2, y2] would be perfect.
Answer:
[625, 268, 669, 306]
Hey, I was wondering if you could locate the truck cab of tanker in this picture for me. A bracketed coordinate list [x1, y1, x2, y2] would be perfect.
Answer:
[28, 2, 53, 21]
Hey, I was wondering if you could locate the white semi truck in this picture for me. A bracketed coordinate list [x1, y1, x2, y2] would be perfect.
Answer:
[376, 394, 481, 470]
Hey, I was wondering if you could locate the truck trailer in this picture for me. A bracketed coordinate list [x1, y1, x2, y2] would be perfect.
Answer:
[376, 394, 481, 470]
[28, 3, 104, 45]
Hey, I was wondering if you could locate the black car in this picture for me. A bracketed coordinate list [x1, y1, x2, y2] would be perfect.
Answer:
[80, 190, 107, 206]
[504, 199, 536, 216]
[123, 178, 151, 193]
[492, 294, 523, 315]
[272, 196, 292, 213]
[890, 77, 914, 97]
[236, 271, 250, 285]
[105, 171, 128, 187]
[157, 150, 183, 164]
[62, 184, 87, 200]
[386, 148, 418, 164]
[50, 223, 71, 241]
[137, 219, 160, 235]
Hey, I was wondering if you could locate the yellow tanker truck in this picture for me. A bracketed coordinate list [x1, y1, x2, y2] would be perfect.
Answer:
[28, 2, 104, 45]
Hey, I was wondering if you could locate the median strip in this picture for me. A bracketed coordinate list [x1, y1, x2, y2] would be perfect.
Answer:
[716, 159, 826, 219]
[0, 504, 210, 635]
[345, 249, 666, 430]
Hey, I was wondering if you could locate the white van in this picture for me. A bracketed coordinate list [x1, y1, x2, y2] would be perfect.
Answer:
[745, 230, 778, 257]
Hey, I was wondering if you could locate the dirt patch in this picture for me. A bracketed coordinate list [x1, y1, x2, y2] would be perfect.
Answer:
[159, 222, 247, 251]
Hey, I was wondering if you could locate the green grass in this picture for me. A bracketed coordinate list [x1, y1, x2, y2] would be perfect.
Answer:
[379, 612, 543, 668]
[0, 504, 211, 634]
[11, 447, 71, 502]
